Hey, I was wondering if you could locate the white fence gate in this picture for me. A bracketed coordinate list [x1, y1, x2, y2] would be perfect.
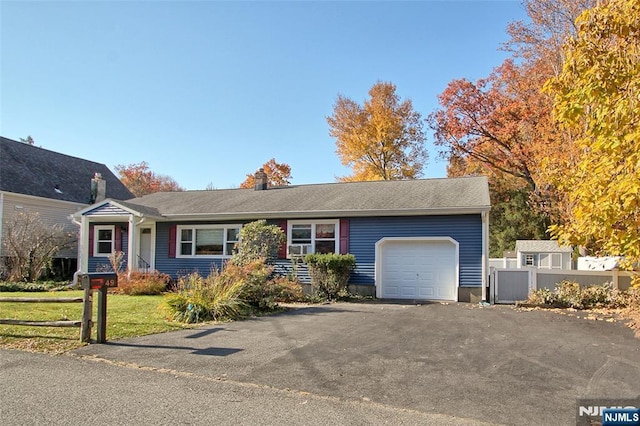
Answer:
[490, 267, 635, 304]
[490, 268, 534, 304]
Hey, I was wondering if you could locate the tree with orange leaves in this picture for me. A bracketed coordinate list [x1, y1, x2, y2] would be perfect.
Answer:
[428, 0, 594, 255]
[239, 158, 292, 189]
[429, 58, 558, 193]
[432, 0, 594, 191]
[115, 161, 184, 197]
[428, 58, 575, 254]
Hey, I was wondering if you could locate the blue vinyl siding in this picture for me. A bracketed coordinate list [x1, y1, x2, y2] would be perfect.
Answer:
[348, 215, 483, 287]
[85, 203, 130, 216]
[151, 215, 483, 287]
[88, 227, 128, 272]
[155, 222, 239, 278]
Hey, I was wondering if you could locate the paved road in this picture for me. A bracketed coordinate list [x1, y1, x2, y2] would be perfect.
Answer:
[2, 302, 640, 425]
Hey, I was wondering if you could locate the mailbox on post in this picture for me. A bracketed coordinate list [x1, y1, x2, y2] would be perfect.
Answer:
[80, 272, 118, 290]
[79, 272, 118, 343]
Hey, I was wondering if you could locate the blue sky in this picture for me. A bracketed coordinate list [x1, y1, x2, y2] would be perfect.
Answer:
[1, 0, 528, 190]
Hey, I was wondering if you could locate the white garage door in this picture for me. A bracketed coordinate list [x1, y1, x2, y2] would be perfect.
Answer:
[377, 238, 457, 301]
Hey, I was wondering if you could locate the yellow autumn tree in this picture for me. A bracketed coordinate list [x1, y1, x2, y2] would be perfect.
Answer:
[327, 81, 427, 181]
[545, 0, 640, 273]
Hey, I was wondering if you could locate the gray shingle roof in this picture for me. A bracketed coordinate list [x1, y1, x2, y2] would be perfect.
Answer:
[515, 240, 572, 253]
[115, 200, 163, 218]
[1, 137, 134, 203]
[123, 176, 490, 219]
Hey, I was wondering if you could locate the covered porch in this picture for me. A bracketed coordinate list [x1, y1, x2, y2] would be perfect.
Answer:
[73, 200, 161, 275]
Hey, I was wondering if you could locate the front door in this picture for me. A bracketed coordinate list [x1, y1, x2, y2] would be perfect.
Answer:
[139, 228, 152, 272]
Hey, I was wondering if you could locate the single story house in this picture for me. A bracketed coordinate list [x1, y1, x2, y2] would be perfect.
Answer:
[73, 175, 491, 302]
[515, 240, 573, 270]
[0, 136, 133, 277]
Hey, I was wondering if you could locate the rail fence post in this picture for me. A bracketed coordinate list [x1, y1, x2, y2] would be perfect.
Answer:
[96, 287, 108, 344]
[80, 285, 93, 343]
[79, 272, 117, 343]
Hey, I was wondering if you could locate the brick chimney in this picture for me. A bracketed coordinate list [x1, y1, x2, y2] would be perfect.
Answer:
[254, 168, 268, 191]
[91, 172, 106, 203]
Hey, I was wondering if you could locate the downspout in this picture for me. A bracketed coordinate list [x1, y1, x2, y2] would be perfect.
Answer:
[482, 210, 489, 303]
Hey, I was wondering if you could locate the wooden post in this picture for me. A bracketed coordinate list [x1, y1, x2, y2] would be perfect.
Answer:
[96, 287, 107, 343]
[80, 286, 93, 343]
[528, 267, 538, 293]
[612, 268, 619, 290]
[78, 272, 116, 343]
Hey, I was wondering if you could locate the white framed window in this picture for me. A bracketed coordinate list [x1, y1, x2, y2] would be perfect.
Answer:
[523, 254, 537, 267]
[288, 220, 339, 257]
[177, 225, 240, 257]
[539, 253, 550, 268]
[94, 225, 115, 257]
[551, 253, 562, 269]
[537, 253, 563, 269]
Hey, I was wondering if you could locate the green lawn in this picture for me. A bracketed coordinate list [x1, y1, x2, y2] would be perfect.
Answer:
[0, 291, 194, 353]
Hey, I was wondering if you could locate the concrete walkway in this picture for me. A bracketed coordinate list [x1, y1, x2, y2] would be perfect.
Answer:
[2, 302, 640, 425]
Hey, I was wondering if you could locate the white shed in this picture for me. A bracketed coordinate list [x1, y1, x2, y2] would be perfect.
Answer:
[515, 240, 573, 270]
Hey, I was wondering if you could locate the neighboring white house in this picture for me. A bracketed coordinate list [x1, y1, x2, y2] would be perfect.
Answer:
[0, 136, 133, 277]
[515, 240, 573, 270]
[577, 256, 622, 271]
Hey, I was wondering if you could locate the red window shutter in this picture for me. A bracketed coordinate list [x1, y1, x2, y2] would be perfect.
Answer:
[277, 220, 287, 259]
[168, 225, 177, 258]
[115, 226, 122, 252]
[339, 219, 349, 254]
[88, 224, 94, 257]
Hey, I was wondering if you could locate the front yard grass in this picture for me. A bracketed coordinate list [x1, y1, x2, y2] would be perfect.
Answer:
[0, 291, 194, 353]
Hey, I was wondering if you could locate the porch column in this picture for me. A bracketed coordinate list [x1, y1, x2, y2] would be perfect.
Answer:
[80, 215, 89, 273]
[128, 215, 136, 274]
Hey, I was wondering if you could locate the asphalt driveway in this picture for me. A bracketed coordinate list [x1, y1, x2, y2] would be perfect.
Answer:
[3, 302, 640, 425]
[63, 302, 640, 425]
